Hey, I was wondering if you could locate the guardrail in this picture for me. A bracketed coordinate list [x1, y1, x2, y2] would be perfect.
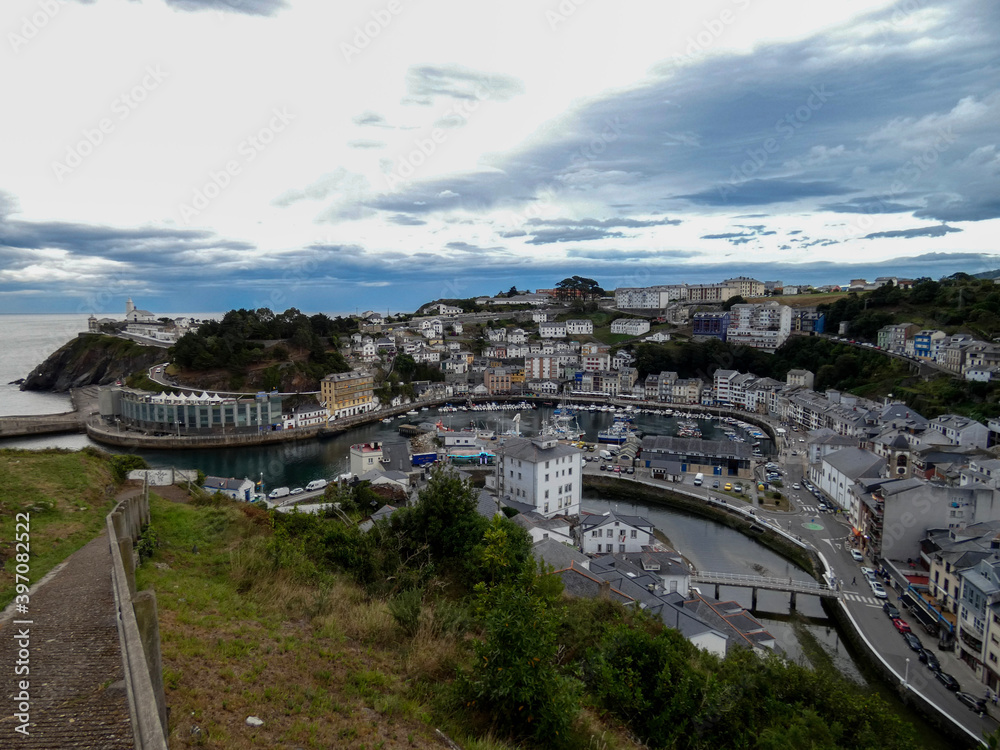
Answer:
[107, 486, 168, 750]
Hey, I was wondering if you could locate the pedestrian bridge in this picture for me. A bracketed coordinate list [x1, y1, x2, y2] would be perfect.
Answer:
[692, 570, 841, 610]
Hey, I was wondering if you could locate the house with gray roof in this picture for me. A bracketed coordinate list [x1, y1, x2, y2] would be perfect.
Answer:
[810, 447, 885, 521]
[580, 511, 654, 555]
[589, 549, 690, 596]
[485, 435, 583, 518]
[922, 521, 1000, 616]
[551, 561, 729, 657]
[511, 511, 573, 545]
[531, 538, 590, 573]
[928, 414, 990, 450]
[679, 591, 779, 655]
[202, 476, 255, 501]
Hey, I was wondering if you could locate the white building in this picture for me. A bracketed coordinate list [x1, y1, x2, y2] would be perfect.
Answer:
[201, 476, 255, 502]
[726, 303, 792, 351]
[488, 435, 583, 518]
[566, 319, 594, 335]
[610, 318, 651, 336]
[539, 321, 567, 338]
[580, 511, 655, 555]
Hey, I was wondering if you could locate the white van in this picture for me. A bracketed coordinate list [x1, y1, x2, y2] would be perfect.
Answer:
[268, 487, 290, 500]
[693, 473, 704, 486]
[599, 449, 613, 460]
[305, 479, 328, 492]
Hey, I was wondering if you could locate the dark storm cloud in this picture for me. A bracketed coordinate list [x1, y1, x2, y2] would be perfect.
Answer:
[863, 225, 963, 240]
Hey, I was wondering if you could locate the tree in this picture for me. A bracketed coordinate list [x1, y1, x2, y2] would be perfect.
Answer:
[555, 276, 605, 302]
[391, 466, 488, 564]
[463, 530, 579, 746]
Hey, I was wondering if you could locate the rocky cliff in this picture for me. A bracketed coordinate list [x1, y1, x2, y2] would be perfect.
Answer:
[20, 334, 164, 392]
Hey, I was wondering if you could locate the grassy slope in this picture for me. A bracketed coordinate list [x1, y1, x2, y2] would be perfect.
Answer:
[136, 495, 494, 750]
[0, 448, 117, 610]
[138, 494, 636, 750]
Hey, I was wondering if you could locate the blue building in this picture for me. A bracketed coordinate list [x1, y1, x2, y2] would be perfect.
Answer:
[692, 312, 730, 341]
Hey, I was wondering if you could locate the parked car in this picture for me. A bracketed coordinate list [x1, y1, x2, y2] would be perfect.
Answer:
[792, 482, 801, 490]
[712, 480, 720, 488]
[733, 484, 743, 493]
[851, 549, 864, 562]
[289, 487, 305, 495]
[861, 567, 876, 582]
[902, 632, 924, 652]
[724, 483, 732, 491]
[935, 671, 960, 691]
[626, 467, 635, 475]
[956, 692, 986, 712]
[599, 464, 607, 471]
[870, 580, 888, 599]
[883, 602, 900, 619]
[918, 648, 940, 671]
[891, 618, 911, 634]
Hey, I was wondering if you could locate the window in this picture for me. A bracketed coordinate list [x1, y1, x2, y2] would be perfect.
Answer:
[630, 530, 637, 539]
[545, 461, 550, 469]
[606, 529, 613, 537]
[619, 544, 625, 553]
[592, 530, 599, 537]
[568, 467, 572, 475]
[545, 490, 549, 499]
[545, 474, 549, 482]
[597, 544, 602, 552]
[544, 503, 549, 513]
[518, 472, 522, 480]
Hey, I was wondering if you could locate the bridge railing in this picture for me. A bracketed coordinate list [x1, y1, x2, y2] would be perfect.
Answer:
[693, 570, 833, 592]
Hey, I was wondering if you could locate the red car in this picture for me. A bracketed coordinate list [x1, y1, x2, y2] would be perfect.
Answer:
[892, 618, 911, 634]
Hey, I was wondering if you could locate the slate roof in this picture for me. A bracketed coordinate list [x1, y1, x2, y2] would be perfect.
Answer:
[642, 435, 751, 459]
[203, 476, 251, 491]
[532, 538, 590, 572]
[501, 436, 582, 462]
[823, 447, 886, 479]
[580, 510, 653, 534]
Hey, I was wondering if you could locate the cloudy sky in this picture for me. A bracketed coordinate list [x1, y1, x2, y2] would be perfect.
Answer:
[2, 0, 998, 315]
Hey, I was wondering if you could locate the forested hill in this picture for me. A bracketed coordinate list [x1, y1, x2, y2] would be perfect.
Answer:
[167, 308, 356, 393]
[818, 274, 1000, 342]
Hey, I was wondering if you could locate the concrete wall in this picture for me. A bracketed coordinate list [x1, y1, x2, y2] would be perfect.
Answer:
[107, 489, 169, 750]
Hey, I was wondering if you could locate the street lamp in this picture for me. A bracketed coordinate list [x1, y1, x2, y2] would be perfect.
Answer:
[904, 657, 910, 689]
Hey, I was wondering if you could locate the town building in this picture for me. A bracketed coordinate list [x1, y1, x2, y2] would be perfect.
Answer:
[692, 312, 730, 342]
[201, 476, 255, 501]
[100, 387, 284, 434]
[320, 370, 375, 419]
[726, 302, 792, 351]
[565, 319, 594, 335]
[580, 511, 655, 555]
[610, 318, 651, 336]
[539, 321, 567, 338]
[641, 435, 753, 479]
[487, 435, 583, 518]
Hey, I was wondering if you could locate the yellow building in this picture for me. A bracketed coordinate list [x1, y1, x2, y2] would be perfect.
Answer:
[321, 370, 375, 419]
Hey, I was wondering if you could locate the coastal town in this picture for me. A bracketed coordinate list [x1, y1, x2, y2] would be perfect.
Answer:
[6, 273, 1000, 747]
[30, 275, 985, 740]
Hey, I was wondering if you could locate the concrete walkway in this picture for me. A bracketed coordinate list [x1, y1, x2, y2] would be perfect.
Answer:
[0, 531, 133, 748]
